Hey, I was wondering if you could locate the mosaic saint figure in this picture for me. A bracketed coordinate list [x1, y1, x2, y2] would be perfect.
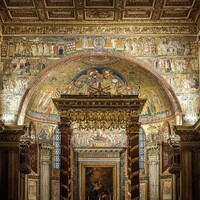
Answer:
[77, 69, 98, 95]
[31, 44, 37, 56]
[101, 69, 118, 94]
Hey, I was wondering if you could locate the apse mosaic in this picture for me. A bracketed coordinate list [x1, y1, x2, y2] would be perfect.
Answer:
[64, 66, 129, 95]
[0, 35, 199, 124]
[27, 59, 174, 123]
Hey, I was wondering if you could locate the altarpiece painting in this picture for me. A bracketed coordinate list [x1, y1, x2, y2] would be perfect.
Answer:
[81, 164, 117, 200]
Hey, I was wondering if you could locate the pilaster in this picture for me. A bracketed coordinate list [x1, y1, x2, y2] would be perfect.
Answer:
[174, 119, 200, 200]
[146, 142, 160, 200]
[40, 144, 53, 200]
[0, 122, 26, 200]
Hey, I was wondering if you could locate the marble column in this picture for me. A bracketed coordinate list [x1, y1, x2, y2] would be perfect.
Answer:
[0, 122, 26, 200]
[40, 144, 52, 200]
[147, 143, 160, 200]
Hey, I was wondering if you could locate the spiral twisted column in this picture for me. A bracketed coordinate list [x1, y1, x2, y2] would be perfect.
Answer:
[127, 122, 140, 200]
[59, 122, 72, 200]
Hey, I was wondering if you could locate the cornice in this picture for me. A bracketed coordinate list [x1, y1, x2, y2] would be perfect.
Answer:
[174, 119, 200, 141]
[0, 121, 27, 134]
[1, 19, 197, 25]
[174, 118, 200, 133]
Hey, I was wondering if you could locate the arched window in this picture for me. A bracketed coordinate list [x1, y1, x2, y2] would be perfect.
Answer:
[139, 128, 145, 169]
[53, 128, 61, 169]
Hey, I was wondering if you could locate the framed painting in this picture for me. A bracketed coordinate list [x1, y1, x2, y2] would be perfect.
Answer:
[81, 164, 117, 200]
[160, 179, 172, 200]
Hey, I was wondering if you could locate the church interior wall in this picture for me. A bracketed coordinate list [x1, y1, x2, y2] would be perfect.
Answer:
[0, 32, 199, 199]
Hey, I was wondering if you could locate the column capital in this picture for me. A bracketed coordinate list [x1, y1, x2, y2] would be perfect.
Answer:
[40, 144, 53, 164]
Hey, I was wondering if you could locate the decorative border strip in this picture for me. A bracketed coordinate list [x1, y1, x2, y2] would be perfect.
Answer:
[2, 24, 198, 35]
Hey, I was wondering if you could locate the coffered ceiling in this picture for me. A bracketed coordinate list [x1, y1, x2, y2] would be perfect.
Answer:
[0, 0, 199, 25]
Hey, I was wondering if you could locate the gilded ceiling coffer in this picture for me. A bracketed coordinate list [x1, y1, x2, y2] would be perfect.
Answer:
[53, 94, 146, 200]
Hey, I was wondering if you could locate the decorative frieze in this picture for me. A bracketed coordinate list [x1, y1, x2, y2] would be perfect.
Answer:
[2, 24, 198, 36]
